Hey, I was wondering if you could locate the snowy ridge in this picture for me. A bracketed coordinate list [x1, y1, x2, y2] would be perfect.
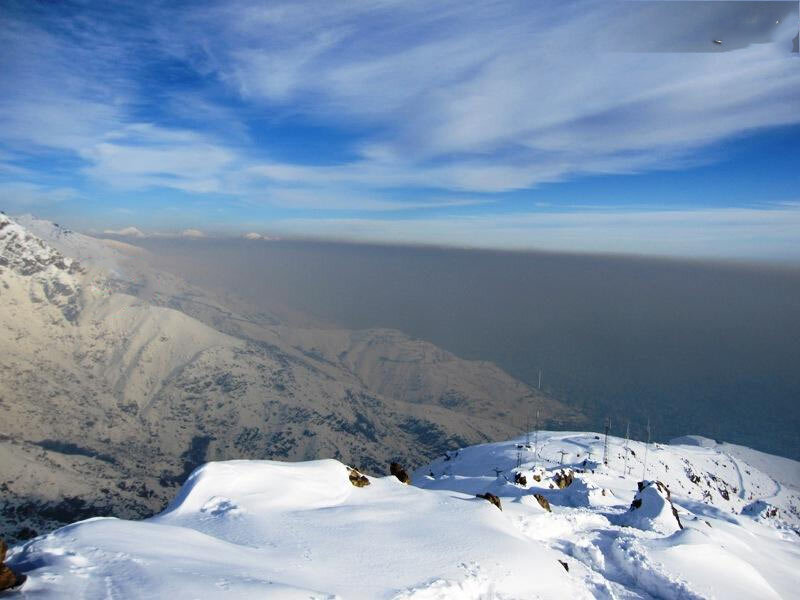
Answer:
[0, 214, 81, 277]
[5, 431, 799, 599]
[12, 213, 137, 275]
[0, 213, 88, 321]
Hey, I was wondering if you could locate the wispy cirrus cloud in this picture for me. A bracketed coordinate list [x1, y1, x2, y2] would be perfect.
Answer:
[81, 124, 238, 194]
[185, 1, 800, 192]
[0, 182, 79, 205]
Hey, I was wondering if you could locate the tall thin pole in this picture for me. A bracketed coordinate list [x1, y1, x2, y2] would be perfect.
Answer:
[644, 421, 650, 478]
[525, 404, 531, 448]
[603, 417, 611, 466]
[533, 408, 540, 458]
[538, 369, 542, 390]
[624, 421, 630, 477]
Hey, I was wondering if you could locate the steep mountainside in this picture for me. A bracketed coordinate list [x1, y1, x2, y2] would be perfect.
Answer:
[0, 214, 578, 542]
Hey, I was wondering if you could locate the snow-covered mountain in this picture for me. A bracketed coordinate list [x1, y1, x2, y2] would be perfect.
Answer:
[0, 214, 577, 543]
[4, 431, 798, 598]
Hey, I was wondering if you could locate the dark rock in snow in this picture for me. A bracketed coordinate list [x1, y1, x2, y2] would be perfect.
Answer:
[348, 467, 370, 488]
[0, 539, 26, 591]
[514, 472, 527, 486]
[554, 470, 574, 489]
[626, 480, 683, 532]
[533, 493, 551, 512]
[390, 462, 411, 484]
[476, 493, 502, 511]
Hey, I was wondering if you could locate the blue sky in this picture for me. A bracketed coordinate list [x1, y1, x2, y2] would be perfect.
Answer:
[1, 0, 799, 258]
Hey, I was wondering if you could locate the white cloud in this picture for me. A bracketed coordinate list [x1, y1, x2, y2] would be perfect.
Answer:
[243, 183, 490, 211]
[181, 228, 206, 238]
[268, 203, 800, 260]
[103, 226, 145, 238]
[82, 125, 237, 193]
[0, 182, 78, 205]
[0, 16, 241, 196]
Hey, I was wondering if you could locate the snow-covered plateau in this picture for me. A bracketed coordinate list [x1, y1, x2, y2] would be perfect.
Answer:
[4, 431, 799, 599]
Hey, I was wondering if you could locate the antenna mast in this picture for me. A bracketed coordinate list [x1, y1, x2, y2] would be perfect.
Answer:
[525, 403, 531, 448]
[642, 418, 651, 481]
[623, 421, 631, 477]
[603, 416, 611, 466]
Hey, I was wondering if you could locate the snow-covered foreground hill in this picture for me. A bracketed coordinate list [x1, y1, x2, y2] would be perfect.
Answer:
[5, 432, 799, 599]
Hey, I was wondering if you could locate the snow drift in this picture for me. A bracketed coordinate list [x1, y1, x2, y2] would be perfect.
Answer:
[5, 431, 800, 599]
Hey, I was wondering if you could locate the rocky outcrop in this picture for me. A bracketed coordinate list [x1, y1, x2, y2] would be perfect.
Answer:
[554, 470, 574, 489]
[476, 492, 502, 511]
[0, 539, 26, 591]
[513, 472, 527, 486]
[348, 467, 370, 488]
[533, 493, 551, 512]
[742, 500, 779, 521]
[623, 480, 683, 533]
[390, 462, 411, 484]
[0, 215, 83, 277]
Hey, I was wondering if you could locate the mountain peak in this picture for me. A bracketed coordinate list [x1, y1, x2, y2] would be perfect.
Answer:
[0, 214, 82, 277]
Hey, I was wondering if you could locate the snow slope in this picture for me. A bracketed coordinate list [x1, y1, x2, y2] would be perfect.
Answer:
[5, 431, 799, 599]
[6, 459, 588, 599]
[416, 431, 800, 599]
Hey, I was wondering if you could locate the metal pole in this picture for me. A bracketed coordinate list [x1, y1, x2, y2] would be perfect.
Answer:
[642, 418, 651, 481]
[624, 421, 630, 476]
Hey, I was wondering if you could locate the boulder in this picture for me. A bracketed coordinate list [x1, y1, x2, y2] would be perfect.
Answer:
[558, 560, 569, 572]
[0, 539, 26, 592]
[476, 492, 502, 511]
[533, 493, 551, 512]
[390, 462, 411, 484]
[513, 472, 527, 486]
[554, 470, 574, 489]
[622, 480, 683, 534]
[347, 467, 370, 488]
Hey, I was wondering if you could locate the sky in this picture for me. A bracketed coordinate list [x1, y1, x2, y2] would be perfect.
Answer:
[1, 0, 799, 259]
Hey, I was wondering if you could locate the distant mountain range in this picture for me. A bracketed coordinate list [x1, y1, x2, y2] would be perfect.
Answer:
[0, 213, 579, 542]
